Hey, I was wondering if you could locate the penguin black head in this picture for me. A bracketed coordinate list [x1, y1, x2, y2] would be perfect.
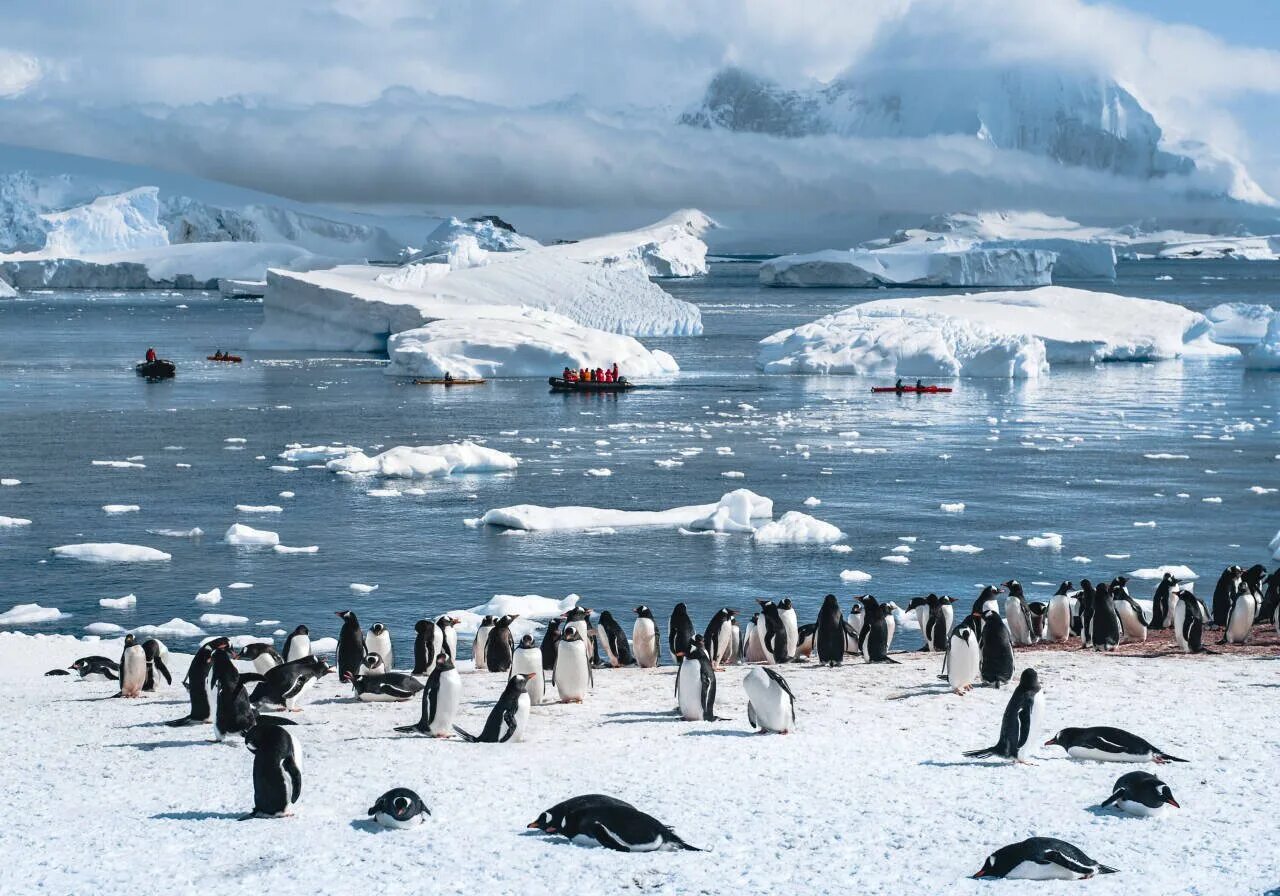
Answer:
[293, 624, 310, 635]
[560, 627, 582, 642]
[518, 634, 535, 648]
[1017, 668, 1040, 690]
[123, 634, 136, 647]
[414, 619, 431, 633]
[496, 614, 519, 628]
[480, 615, 495, 626]
[370, 623, 387, 635]
[906, 596, 928, 610]
[434, 653, 455, 672]
[363, 654, 384, 670]
[336, 610, 357, 623]
[779, 598, 793, 610]
[634, 605, 652, 617]
[436, 616, 458, 629]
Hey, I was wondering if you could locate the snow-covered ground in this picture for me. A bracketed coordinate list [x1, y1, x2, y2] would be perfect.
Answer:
[2, 630, 1275, 894]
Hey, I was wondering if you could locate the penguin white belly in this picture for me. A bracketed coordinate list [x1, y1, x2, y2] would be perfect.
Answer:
[1173, 601, 1190, 652]
[1018, 692, 1045, 760]
[253, 655, 280, 675]
[780, 610, 798, 659]
[285, 675, 317, 711]
[431, 628, 446, 660]
[728, 624, 741, 662]
[511, 648, 544, 705]
[1006, 607, 1031, 646]
[1225, 595, 1257, 644]
[947, 637, 979, 693]
[715, 621, 735, 665]
[1114, 798, 1172, 818]
[443, 629, 457, 661]
[119, 647, 146, 697]
[845, 617, 863, 655]
[745, 624, 768, 663]
[283, 730, 302, 808]
[632, 619, 657, 668]
[1066, 746, 1145, 763]
[743, 670, 793, 733]
[676, 660, 704, 721]
[474, 629, 491, 670]
[554, 643, 589, 702]
[285, 635, 311, 662]
[1004, 861, 1082, 881]
[430, 670, 462, 735]
[373, 811, 422, 829]
[883, 613, 896, 653]
[1047, 596, 1071, 641]
[366, 633, 393, 669]
[598, 632, 619, 667]
[914, 607, 930, 640]
[566, 620, 591, 657]
[509, 692, 531, 742]
[1116, 602, 1146, 641]
[357, 688, 403, 703]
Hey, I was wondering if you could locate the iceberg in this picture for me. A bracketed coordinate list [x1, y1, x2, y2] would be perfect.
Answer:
[0, 603, 67, 625]
[1128, 565, 1198, 581]
[50, 543, 171, 563]
[326, 441, 519, 479]
[1206, 303, 1275, 345]
[752, 511, 845, 544]
[760, 244, 1056, 289]
[480, 488, 773, 532]
[0, 278, 15, 298]
[99, 594, 137, 609]
[223, 524, 279, 547]
[199, 613, 249, 626]
[1243, 312, 1280, 370]
[0, 515, 31, 527]
[407, 215, 541, 263]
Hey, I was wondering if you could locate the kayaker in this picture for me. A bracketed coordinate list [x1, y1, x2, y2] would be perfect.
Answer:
[894, 378, 904, 392]
[444, 372, 454, 384]
[146, 347, 157, 363]
[915, 379, 924, 390]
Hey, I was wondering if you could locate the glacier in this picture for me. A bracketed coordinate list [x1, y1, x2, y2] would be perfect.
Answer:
[760, 243, 1056, 288]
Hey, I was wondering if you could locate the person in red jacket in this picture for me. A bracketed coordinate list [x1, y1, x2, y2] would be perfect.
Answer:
[145, 347, 157, 362]
[611, 362, 619, 381]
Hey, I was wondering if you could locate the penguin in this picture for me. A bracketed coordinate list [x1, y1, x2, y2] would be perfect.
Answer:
[742, 613, 768, 663]
[359, 652, 386, 677]
[727, 614, 742, 664]
[1002, 581, 1035, 647]
[1149, 573, 1177, 629]
[814, 594, 846, 666]
[282, 625, 311, 663]
[454, 673, 533, 743]
[1223, 580, 1258, 645]
[1026, 602, 1048, 641]
[238, 643, 282, 676]
[796, 622, 815, 658]
[562, 607, 597, 666]
[973, 838, 1117, 880]
[743, 666, 795, 734]
[1211, 565, 1242, 628]
[1174, 589, 1210, 654]
[923, 596, 956, 652]
[702, 608, 737, 669]
[1243, 564, 1268, 619]
[411, 619, 436, 675]
[778, 598, 800, 660]
[668, 602, 694, 661]
[335, 610, 366, 681]
[1098, 771, 1180, 817]
[528, 794, 635, 834]
[757, 599, 790, 664]
[1110, 577, 1148, 642]
[597, 611, 635, 667]
[947, 625, 981, 695]
[511, 634, 545, 705]
[346, 665, 425, 702]
[963, 668, 1044, 763]
[1045, 726, 1187, 763]
[858, 596, 898, 664]
[844, 601, 864, 655]
[1088, 582, 1122, 651]
[540, 618, 561, 672]
[249, 655, 332, 711]
[395, 654, 461, 736]
[241, 724, 302, 819]
[473, 616, 495, 672]
[971, 585, 1003, 618]
[141, 638, 172, 691]
[978, 610, 1014, 687]
[368, 788, 429, 829]
[675, 635, 718, 722]
[166, 637, 229, 725]
[212, 649, 288, 742]
[906, 595, 933, 646]
[553, 627, 592, 703]
[1078, 579, 1097, 647]
[69, 656, 119, 681]
[544, 802, 701, 852]
[485, 615, 518, 673]
[631, 606, 660, 668]
[365, 623, 393, 670]
[1258, 568, 1280, 626]
[1046, 581, 1074, 642]
[116, 634, 146, 698]
[435, 616, 460, 662]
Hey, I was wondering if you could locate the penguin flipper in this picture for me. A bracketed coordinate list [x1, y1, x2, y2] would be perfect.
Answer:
[452, 725, 480, 743]
[155, 657, 173, 685]
[282, 756, 302, 803]
[1098, 789, 1124, 809]
[1155, 751, 1188, 763]
[747, 702, 758, 730]
[1041, 851, 1097, 877]
[497, 710, 519, 743]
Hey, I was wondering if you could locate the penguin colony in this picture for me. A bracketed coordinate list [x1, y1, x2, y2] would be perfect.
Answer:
[56, 562, 1280, 876]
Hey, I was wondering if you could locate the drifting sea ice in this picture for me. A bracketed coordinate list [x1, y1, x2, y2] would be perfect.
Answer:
[50, 543, 171, 563]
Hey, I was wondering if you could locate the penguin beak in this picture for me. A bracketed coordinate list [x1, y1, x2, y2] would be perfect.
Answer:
[1165, 796, 1181, 809]
[526, 821, 540, 829]
[1044, 736, 1057, 746]
[972, 868, 988, 879]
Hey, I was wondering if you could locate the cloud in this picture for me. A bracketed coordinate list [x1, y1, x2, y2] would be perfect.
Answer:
[0, 50, 41, 97]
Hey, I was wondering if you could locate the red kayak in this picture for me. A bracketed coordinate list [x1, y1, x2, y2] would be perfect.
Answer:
[871, 386, 953, 394]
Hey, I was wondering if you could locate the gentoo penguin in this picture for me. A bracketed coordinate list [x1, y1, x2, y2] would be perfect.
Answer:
[544, 802, 702, 852]
[858, 596, 898, 664]
[359, 652, 386, 677]
[473, 616, 495, 672]
[743, 666, 795, 734]
[1098, 771, 1180, 817]
[1173, 589, 1210, 654]
[1088, 582, 1122, 651]
[1026, 602, 1048, 641]
[978, 610, 1013, 687]
[1211, 565, 1242, 628]
[1149, 573, 1178, 629]
[702, 608, 737, 669]
[947, 625, 981, 695]
[1046, 581, 1074, 642]
[141, 639, 172, 691]
[562, 607, 597, 666]
[973, 837, 1117, 880]
[597, 611, 636, 667]
[241, 724, 302, 819]
[1258, 568, 1280, 626]
[778, 598, 799, 660]
[212, 650, 291, 742]
[335, 610, 366, 682]
[250, 655, 332, 711]
[971, 585, 1003, 618]
[1223, 580, 1258, 645]
[814, 594, 846, 666]
[366, 623, 393, 670]
[923, 595, 957, 652]
[282, 625, 311, 663]
[435, 615, 460, 662]
[1110, 577, 1148, 642]
[540, 619, 561, 672]
[395, 654, 461, 736]
[116, 634, 147, 698]
[963, 668, 1044, 763]
[454, 673, 533, 743]
[166, 637, 229, 725]
[742, 613, 768, 663]
[69, 656, 119, 681]
[631, 606, 660, 668]
[238, 643, 282, 676]
[727, 614, 742, 664]
[1002, 581, 1035, 647]
[675, 635, 718, 722]
[906, 595, 933, 647]
[1078, 579, 1097, 647]
[796, 622, 815, 658]
[485, 615, 518, 673]
[757, 599, 789, 664]
[845, 600, 865, 655]
[511, 634, 545, 705]
[346, 665, 425, 702]
[368, 788, 429, 829]
[528, 794, 635, 834]
[412, 619, 436, 675]
[1243, 564, 1267, 620]
[1044, 726, 1187, 763]
[553, 627, 592, 703]
[668, 603, 694, 661]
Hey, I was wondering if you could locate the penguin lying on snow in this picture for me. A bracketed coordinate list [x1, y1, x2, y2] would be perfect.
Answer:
[528, 794, 634, 834]
[1099, 771, 1180, 817]
[531, 796, 701, 852]
[368, 788, 429, 829]
[1045, 726, 1187, 764]
[69, 655, 119, 681]
[973, 837, 1117, 880]
[241, 724, 302, 820]
[454, 673, 533, 743]
[346, 660, 425, 702]
[963, 668, 1043, 763]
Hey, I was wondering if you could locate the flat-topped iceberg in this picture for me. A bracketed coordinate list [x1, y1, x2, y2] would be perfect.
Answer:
[50, 543, 171, 563]
[1243, 312, 1280, 370]
[757, 286, 1228, 378]
[760, 243, 1055, 288]
[480, 488, 772, 532]
[326, 441, 519, 478]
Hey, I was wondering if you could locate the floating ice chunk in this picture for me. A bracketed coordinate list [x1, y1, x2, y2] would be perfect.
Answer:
[830, 544, 852, 554]
[85, 622, 124, 635]
[1243, 312, 1280, 369]
[1144, 453, 1189, 460]
[0, 479, 19, 486]
[586, 469, 612, 477]
[270, 465, 299, 473]
[1253, 486, 1280, 495]
[803, 497, 822, 507]
[940, 502, 965, 513]
[133, 618, 204, 638]
[1133, 521, 1157, 528]
[1071, 556, 1092, 563]
[146, 527, 203, 537]
[881, 555, 910, 564]
[1128, 565, 1198, 581]
[1025, 533, 1063, 550]
[0, 603, 67, 624]
[224, 437, 247, 444]
[224, 524, 279, 546]
[228, 582, 253, 589]
[654, 459, 684, 468]
[99, 594, 136, 609]
[939, 544, 983, 553]
[366, 488, 400, 497]
[721, 471, 745, 479]
[311, 637, 338, 654]
[195, 588, 222, 605]
[199, 613, 248, 625]
[350, 583, 378, 593]
[483, 489, 772, 533]
[92, 460, 145, 469]
[274, 544, 319, 554]
[102, 504, 140, 514]
[759, 244, 1055, 289]
[753, 511, 844, 544]
[51, 543, 170, 563]
[1105, 553, 1131, 560]
[279, 492, 295, 498]
[277, 445, 360, 463]
[840, 569, 872, 583]
[326, 442, 519, 479]
[0, 516, 32, 527]
[1202, 496, 1223, 503]
[236, 504, 283, 513]
[998, 535, 1022, 542]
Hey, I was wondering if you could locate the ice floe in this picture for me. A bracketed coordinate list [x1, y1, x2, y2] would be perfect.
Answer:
[274, 544, 319, 554]
[224, 524, 279, 547]
[0, 515, 32, 527]
[102, 504, 140, 514]
[480, 489, 772, 533]
[235, 504, 283, 513]
[50, 543, 171, 563]
[194, 588, 222, 605]
[132, 618, 204, 638]
[840, 570, 872, 583]
[199, 613, 249, 626]
[146, 527, 203, 537]
[0, 604, 67, 624]
[1243, 312, 1280, 370]
[752, 511, 844, 545]
[98, 594, 136, 610]
[1128, 565, 1198, 580]
[349, 583, 378, 594]
[325, 442, 519, 479]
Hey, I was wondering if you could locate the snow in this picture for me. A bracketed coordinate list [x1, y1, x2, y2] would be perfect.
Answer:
[326, 442, 519, 479]
[0, 515, 32, 527]
[278, 445, 360, 463]
[40, 188, 168, 256]
[49, 543, 171, 563]
[751, 511, 844, 545]
[481, 489, 772, 533]
[102, 504, 140, 514]
[223, 524, 279, 547]
[385, 309, 680, 380]
[235, 504, 283, 514]
[448, 593, 582, 638]
[760, 244, 1056, 289]
[1127, 565, 1198, 581]
[757, 287, 1228, 378]
[1243, 312, 1280, 370]
[98, 594, 136, 610]
[84, 622, 124, 635]
[0, 604, 67, 624]
[408, 216, 542, 263]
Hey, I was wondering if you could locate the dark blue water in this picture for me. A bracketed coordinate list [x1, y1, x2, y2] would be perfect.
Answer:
[1, 261, 1277, 653]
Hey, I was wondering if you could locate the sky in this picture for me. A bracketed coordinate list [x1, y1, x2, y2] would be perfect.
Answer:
[0, 0, 1277, 227]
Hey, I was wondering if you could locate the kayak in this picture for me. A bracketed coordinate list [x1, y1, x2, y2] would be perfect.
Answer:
[871, 386, 953, 394]
[548, 376, 635, 393]
[207, 355, 242, 363]
[136, 359, 176, 379]
[414, 378, 486, 386]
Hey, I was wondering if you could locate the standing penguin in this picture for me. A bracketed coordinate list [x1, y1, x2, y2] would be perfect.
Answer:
[412, 619, 436, 675]
[1149, 573, 1178, 629]
[395, 654, 461, 737]
[702, 608, 737, 669]
[814, 594, 846, 666]
[947, 625, 981, 695]
[979, 610, 1014, 687]
[1110, 578, 1148, 642]
[282, 625, 311, 663]
[238, 643, 282, 676]
[1046, 581, 1074, 642]
[212, 648, 271, 742]
[858, 596, 898, 664]
[631, 606, 660, 668]
[596, 611, 635, 667]
[242, 724, 302, 819]
[1223, 581, 1258, 645]
[675, 635, 718, 722]
[141, 639, 172, 691]
[166, 637, 229, 726]
[1173, 589, 1210, 654]
[743, 666, 796, 734]
[485, 615, 518, 673]
[1078, 580, 1097, 647]
[1258, 568, 1280, 626]
[963, 668, 1044, 763]
[742, 613, 768, 663]
[511, 634, 545, 705]
[540, 618, 561, 672]
[1211, 565, 1242, 628]
[473, 616, 495, 672]
[778, 598, 800, 661]
[845, 601, 865, 655]
[668, 603, 694, 661]
[1003, 581, 1035, 647]
[335, 610, 366, 682]
[562, 607, 596, 666]
[971, 585, 1003, 618]
[924, 596, 956, 652]
[554, 627, 592, 703]
[727, 613, 742, 664]
[757, 599, 790, 664]
[454, 673, 533, 743]
[435, 616, 460, 662]
[366, 623, 393, 670]
[117, 634, 147, 698]
[906, 595, 933, 646]
[1088, 582, 1122, 651]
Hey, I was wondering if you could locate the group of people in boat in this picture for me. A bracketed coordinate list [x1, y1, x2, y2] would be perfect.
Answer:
[562, 363, 624, 384]
[895, 378, 927, 392]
